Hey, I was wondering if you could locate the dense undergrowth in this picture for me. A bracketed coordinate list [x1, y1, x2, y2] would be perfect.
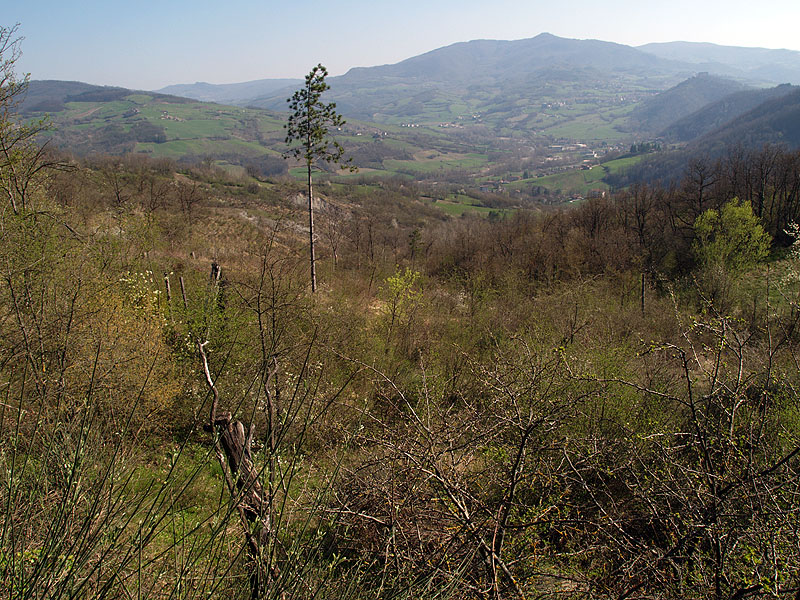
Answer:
[2, 143, 799, 599]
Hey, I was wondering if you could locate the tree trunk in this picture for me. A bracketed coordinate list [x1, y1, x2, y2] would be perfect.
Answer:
[199, 340, 273, 599]
[307, 161, 317, 293]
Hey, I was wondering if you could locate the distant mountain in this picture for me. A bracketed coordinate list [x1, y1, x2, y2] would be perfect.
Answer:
[630, 73, 751, 134]
[662, 83, 799, 142]
[638, 41, 800, 84]
[247, 33, 697, 133]
[156, 79, 301, 106]
[339, 33, 679, 85]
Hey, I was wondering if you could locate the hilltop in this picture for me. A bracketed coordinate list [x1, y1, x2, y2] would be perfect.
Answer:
[336, 33, 677, 85]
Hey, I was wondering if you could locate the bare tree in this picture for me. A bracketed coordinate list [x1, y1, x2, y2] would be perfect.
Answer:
[0, 24, 58, 214]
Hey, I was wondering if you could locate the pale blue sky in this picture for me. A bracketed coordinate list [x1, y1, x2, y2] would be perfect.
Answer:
[7, 0, 800, 90]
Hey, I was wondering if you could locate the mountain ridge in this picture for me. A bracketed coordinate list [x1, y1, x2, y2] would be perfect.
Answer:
[246, 33, 696, 126]
[337, 33, 682, 84]
[156, 78, 302, 105]
[147, 34, 800, 115]
[638, 40, 800, 84]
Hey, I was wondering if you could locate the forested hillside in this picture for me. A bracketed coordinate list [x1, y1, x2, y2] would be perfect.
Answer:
[2, 27, 800, 600]
[628, 72, 751, 134]
[607, 88, 800, 189]
[662, 83, 799, 142]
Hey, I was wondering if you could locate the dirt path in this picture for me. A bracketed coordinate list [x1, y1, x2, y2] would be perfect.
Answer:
[74, 107, 101, 119]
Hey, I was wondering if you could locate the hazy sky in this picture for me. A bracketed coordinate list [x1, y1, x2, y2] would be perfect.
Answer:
[8, 0, 800, 90]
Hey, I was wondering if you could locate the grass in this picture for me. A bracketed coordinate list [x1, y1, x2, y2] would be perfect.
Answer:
[383, 152, 487, 175]
[431, 200, 502, 216]
[506, 155, 645, 196]
[160, 119, 231, 140]
[543, 115, 630, 141]
[127, 94, 154, 104]
[137, 137, 269, 159]
[427, 193, 512, 217]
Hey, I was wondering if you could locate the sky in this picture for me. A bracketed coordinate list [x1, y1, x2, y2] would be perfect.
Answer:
[7, 0, 800, 90]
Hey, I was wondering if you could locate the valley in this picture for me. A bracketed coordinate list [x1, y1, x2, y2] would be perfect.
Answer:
[23, 34, 800, 216]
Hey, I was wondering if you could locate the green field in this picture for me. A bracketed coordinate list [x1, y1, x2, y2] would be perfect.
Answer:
[542, 114, 631, 141]
[383, 152, 487, 175]
[426, 193, 512, 217]
[507, 155, 645, 196]
[48, 90, 645, 199]
[31, 82, 650, 194]
[137, 137, 271, 159]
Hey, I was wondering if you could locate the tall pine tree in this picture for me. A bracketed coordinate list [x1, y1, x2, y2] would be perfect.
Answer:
[285, 64, 352, 292]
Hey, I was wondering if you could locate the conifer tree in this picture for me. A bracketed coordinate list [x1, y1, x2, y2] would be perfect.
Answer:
[285, 64, 352, 292]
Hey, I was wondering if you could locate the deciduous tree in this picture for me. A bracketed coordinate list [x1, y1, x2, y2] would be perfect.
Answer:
[0, 23, 54, 214]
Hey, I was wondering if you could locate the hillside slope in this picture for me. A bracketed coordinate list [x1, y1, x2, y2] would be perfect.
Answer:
[607, 89, 800, 186]
[662, 83, 799, 142]
[695, 87, 800, 150]
[629, 73, 751, 134]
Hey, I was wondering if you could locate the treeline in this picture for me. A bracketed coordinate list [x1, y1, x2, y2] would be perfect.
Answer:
[345, 146, 797, 290]
[605, 144, 800, 242]
[608, 143, 800, 218]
